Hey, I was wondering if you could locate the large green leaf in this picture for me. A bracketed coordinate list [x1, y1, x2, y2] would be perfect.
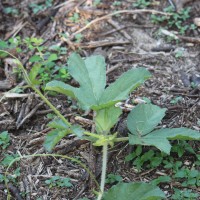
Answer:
[68, 53, 106, 109]
[46, 53, 150, 110]
[103, 182, 166, 200]
[97, 68, 151, 108]
[129, 134, 171, 154]
[127, 104, 166, 136]
[95, 106, 122, 134]
[45, 80, 76, 98]
[150, 128, 200, 140]
[129, 128, 200, 154]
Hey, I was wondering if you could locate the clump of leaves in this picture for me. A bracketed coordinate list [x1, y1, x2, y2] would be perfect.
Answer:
[133, 0, 151, 8]
[29, 0, 53, 14]
[0, 37, 70, 87]
[0, 131, 10, 149]
[45, 176, 72, 188]
[151, 6, 196, 35]
[105, 174, 123, 184]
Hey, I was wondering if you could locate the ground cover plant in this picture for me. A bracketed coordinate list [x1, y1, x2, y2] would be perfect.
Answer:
[0, 0, 200, 199]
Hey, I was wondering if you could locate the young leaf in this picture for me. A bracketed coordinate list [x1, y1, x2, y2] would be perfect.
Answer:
[48, 53, 58, 62]
[45, 80, 76, 98]
[71, 125, 84, 138]
[44, 129, 70, 152]
[95, 106, 122, 134]
[127, 104, 166, 136]
[29, 63, 42, 85]
[29, 55, 42, 62]
[103, 182, 166, 200]
[48, 119, 69, 129]
[97, 68, 151, 109]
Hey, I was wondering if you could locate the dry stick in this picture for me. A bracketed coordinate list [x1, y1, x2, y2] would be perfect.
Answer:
[161, 29, 200, 44]
[71, 9, 171, 38]
[17, 102, 44, 129]
[78, 40, 131, 49]
[99, 24, 154, 37]
[107, 19, 132, 40]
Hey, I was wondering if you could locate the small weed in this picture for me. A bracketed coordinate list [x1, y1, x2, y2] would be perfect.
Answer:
[151, 6, 196, 35]
[29, 0, 53, 14]
[133, 0, 151, 8]
[69, 13, 80, 23]
[105, 174, 123, 184]
[174, 168, 200, 187]
[172, 188, 199, 200]
[93, 0, 101, 6]
[0, 37, 70, 87]
[0, 168, 20, 184]
[74, 33, 83, 43]
[170, 96, 183, 104]
[3, 7, 19, 15]
[112, 1, 122, 7]
[45, 176, 72, 188]
[1, 154, 20, 167]
[0, 131, 10, 149]
[175, 50, 184, 58]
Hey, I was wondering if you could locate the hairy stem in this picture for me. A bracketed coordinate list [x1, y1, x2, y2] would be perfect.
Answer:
[97, 143, 108, 200]
[33, 87, 71, 127]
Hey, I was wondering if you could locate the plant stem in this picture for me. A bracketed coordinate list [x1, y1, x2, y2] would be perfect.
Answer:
[97, 143, 108, 200]
[33, 87, 71, 127]
[114, 137, 129, 142]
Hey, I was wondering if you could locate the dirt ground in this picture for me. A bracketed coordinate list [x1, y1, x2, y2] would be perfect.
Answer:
[0, 0, 200, 199]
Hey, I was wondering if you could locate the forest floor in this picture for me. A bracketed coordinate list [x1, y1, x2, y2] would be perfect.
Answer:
[0, 0, 200, 199]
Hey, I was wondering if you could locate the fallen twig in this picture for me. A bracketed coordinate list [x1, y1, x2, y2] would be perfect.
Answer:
[71, 9, 171, 38]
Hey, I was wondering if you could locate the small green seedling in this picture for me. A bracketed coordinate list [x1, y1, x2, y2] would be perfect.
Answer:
[45, 176, 72, 188]
[151, 6, 196, 35]
[105, 174, 123, 184]
[29, 0, 53, 14]
[133, 0, 151, 8]
[0, 131, 10, 149]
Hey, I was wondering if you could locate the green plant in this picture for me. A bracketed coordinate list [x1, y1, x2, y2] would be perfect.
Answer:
[133, 0, 151, 8]
[0, 131, 10, 149]
[93, 0, 101, 6]
[45, 176, 72, 188]
[0, 50, 200, 200]
[69, 13, 80, 23]
[0, 37, 70, 87]
[170, 96, 183, 104]
[125, 147, 166, 171]
[105, 174, 123, 184]
[174, 168, 200, 187]
[172, 188, 199, 200]
[3, 7, 19, 15]
[151, 6, 196, 35]
[29, 0, 53, 14]
[112, 1, 122, 6]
